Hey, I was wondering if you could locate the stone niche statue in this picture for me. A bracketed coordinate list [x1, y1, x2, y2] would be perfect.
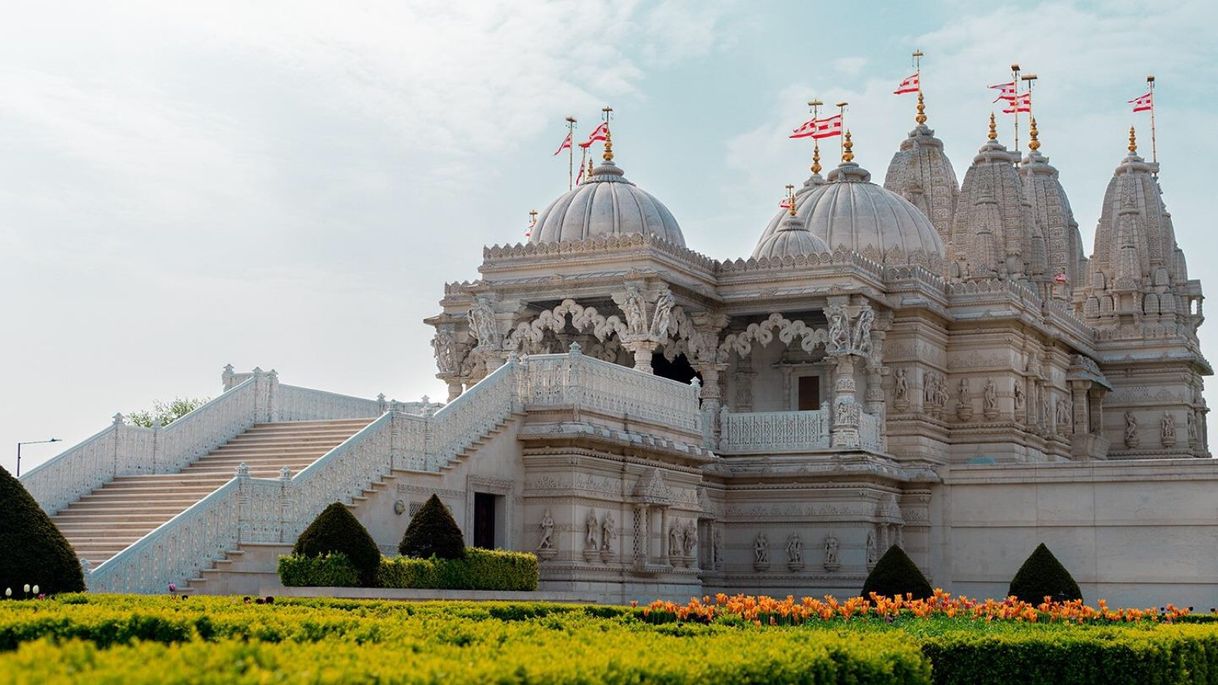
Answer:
[823, 534, 840, 572]
[681, 521, 697, 566]
[537, 509, 556, 560]
[893, 369, 909, 411]
[865, 531, 877, 569]
[956, 378, 973, 421]
[1124, 411, 1139, 448]
[983, 378, 998, 418]
[1161, 412, 1176, 448]
[668, 524, 681, 559]
[785, 533, 804, 571]
[753, 532, 770, 571]
[584, 510, 599, 550]
[1056, 400, 1072, 435]
[649, 290, 675, 339]
[712, 528, 723, 570]
[827, 306, 850, 355]
[620, 285, 648, 336]
[852, 306, 874, 357]
[1187, 411, 1198, 447]
[1013, 380, 1025, 413]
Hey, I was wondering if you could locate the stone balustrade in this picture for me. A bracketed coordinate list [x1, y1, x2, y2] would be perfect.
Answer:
[718, 409, 831, 454]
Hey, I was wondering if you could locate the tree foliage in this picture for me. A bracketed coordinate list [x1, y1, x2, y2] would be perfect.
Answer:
[126, 397, 210, 428]
[0, 465, 86, 594]
[399, 494, 466, 560]
[861, 545, 934, 601]
[293, 502, 381, 586]
[1008, 543, 1083, 603]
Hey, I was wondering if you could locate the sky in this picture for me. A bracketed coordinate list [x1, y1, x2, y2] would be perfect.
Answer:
[4, 0, 1218, 472]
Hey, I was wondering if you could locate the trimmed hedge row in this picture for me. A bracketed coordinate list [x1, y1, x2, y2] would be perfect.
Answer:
[277, 549, 539, 591]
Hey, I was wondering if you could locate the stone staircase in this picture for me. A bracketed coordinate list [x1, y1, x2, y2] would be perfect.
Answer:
[53, 419, 373, 566]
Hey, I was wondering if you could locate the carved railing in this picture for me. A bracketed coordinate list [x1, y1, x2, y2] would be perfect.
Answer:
[21, 376, 263, 515]
[425, 361, 518, 470]
[521, 349, 702, 432]
[275, 384, 384, 421]
[87, 479, 241, 593]
[718, 409, 831, 454]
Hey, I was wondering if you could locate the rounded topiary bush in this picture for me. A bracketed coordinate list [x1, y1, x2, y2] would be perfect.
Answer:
[1008, 542, 1082, 603]
[0, 465, 86, 595]
[293, 502, 381, 586]
[399, 494, 465, 560]
[861, 545, 934, 601]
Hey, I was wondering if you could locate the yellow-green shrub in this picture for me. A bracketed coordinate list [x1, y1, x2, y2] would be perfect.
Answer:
[277, 553, 360, 587]
[377, 548, 538, 591]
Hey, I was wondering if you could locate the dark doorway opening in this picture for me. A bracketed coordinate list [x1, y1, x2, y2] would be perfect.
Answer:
[798, 376, 821, 410]
[473, 492, 496, 549]
[652, 352, 700, 385]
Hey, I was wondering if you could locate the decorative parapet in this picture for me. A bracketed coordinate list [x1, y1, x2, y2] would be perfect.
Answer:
[718, 410, 830, 454]
[483, 233, 718, 272]
[715, 249, 886, 280]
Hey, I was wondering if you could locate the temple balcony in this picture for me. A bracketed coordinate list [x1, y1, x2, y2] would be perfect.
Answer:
[716, 408, 885, 455]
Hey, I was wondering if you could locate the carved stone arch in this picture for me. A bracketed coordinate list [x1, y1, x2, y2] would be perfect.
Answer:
[504, 299, 628, 354]
[717, 313, 829, 360]
[657, 305, 700, 360]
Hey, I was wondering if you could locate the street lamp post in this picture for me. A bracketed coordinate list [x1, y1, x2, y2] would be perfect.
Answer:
[16, 439, 61, 477]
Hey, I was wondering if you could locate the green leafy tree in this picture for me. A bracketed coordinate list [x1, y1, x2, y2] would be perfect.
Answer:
[399, 494, 466, 560]
[127, 397, 210, 428]
[293, 502, 381, 586]
[861, 545, 934, 601]
[0, 465, 86, 594]
[1008, 543, 1083, 603]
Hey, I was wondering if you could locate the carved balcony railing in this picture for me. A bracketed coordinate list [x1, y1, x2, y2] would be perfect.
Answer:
[717, 409, 831, 454]
[859, 411, 885, 453]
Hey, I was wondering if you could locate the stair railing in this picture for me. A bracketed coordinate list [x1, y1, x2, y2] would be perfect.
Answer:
[80, 348, 702, 593]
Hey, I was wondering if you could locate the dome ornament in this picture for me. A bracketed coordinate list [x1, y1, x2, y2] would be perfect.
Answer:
[1128, 125, 1138, 155]
[812, 142, 822, 175]
[601, 106, 614, 163]
[915, 92, 927, 126]
[842, 130, 854, 164]
[988, 113, 998, 141]
[912, 49, 927, 125]
[1028, 117, 1040, 151]
[807, 98, 824, 173]
[785, 184, 797, 217]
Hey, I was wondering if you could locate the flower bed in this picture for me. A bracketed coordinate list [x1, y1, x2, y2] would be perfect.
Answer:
[0, 595, 1215, 684]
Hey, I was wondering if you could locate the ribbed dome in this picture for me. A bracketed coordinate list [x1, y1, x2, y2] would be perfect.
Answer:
[796, 161, 946, 267]
[528, 161, 685, 246]
[757, 172, 828, 245]
[753, 212, 830, 259]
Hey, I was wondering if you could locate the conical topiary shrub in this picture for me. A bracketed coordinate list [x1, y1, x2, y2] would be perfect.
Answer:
[293, 502, 381, 586]
[861, 545, 934, 601]
[1008, 543, 1082, 603]
[399, 494, 465, 560]
[0, 466, 86, 595]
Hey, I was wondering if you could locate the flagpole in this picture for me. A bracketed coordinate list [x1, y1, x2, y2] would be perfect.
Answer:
[807, 98, 822, 172]
[1021, 73, 1037, 155]
[913, 50, 925, 125]
[565, 116, 577, 191]
[836, 101, 848, 161]
[601, 106, 614, 162]
[1011, 63, 1021, 153]
[1147, 74, 1158, 167]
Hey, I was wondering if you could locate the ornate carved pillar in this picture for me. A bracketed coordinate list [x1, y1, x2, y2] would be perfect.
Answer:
[1070, 380, 1089, 435]
[831, 354, 860, 448]
[622, 340, 658, 373]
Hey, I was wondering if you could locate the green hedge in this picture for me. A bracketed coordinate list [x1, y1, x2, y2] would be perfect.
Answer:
[277, 549, 539, 591]
[378, 549, 538, 591]
[277, 553, 360, 588]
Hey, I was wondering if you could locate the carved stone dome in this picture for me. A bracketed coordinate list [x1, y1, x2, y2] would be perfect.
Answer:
[528, 160, 685, 246]
[797, 161, 946, 267]
[753, 211, 830, 259]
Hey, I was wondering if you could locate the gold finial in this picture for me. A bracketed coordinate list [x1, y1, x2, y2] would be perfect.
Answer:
[1028, 117, 1040, 151]
[601, 106, 614, 162]
[811, 141, 822, 175]
[786, 184, 796, 217]
[1128, 126, 1137, 154]
[586, 156, 594, 177]
[915, 91, 927, 125]
[842, 130, 854, 163]
[987, 113, 997, 141]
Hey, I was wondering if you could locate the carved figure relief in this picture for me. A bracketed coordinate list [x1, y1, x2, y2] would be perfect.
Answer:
[620, 285, 648, 336]
[1161, 413, 1176, 448]
[1187, 411, 1198, 447]
[852, 306, 874, 357]
[1056, 400, 1072, 435]
[600, 513, 616, 552]
[957, 378, 973, 421]
[785, 533, 804, 570]
[1124, 411, 1139, 448]
[682, 521, 697, 558]
[823, 534, 840, 571]
[827, 306, 851, 354]
[650, 290, 675, 339]
[893, 368, 909, 410]
[983, 378, 998, 417]
[468, 297, 500, 349]
[538, 509, 556, 553]
[712, 528, 723, 570]
[585, 510, 599, 551]
[668, 524, 681, 557]
[1013, 380, 1025, 413]
[432, 328, 463, 376]
[865, 531, 877, 569]
[753, 533, 770, 570]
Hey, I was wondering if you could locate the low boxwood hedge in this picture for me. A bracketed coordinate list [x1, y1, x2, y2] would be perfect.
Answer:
[277, 549, 539, 591]
[278, 553, 360, 588]
[378, 549, 538, 591]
